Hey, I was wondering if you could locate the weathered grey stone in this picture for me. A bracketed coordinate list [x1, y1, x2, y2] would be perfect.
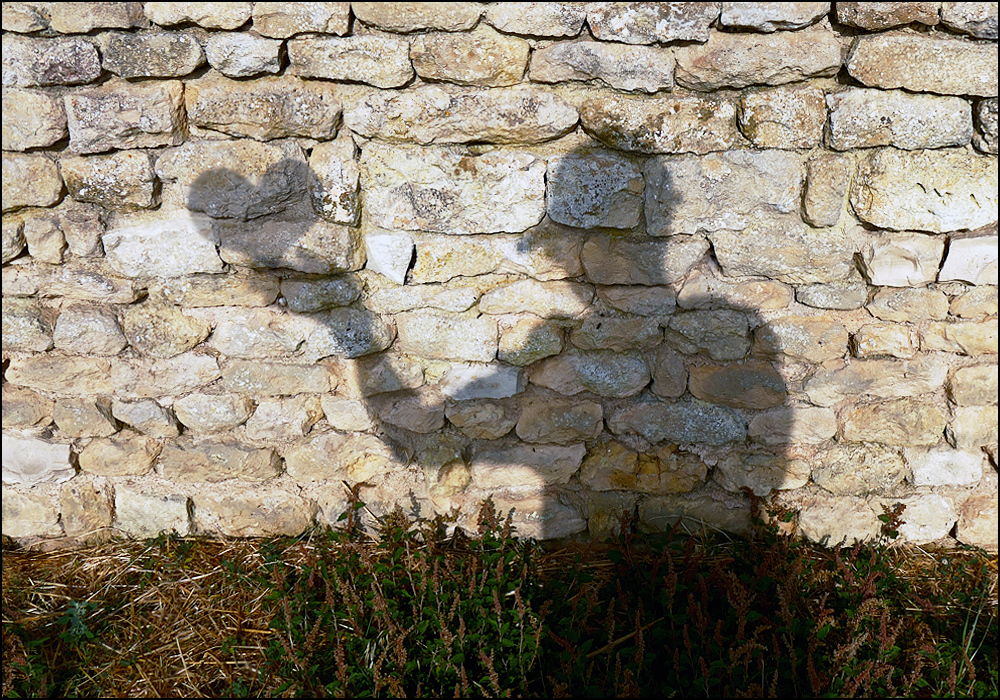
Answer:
[571, 315, 662, 352]
[345, 84, 579, 145]
[59, 475, 113, 539]
[749, 406, 837, 445]
[716, 449, 811, 496]
[48, 1, 143, 33]
[720, 2, 829, 31]
[530, 41, 674, 93]
[2, 297, 52, 352]
[2, 385, 53, 430]
[112, 352, 221, 398]
[144, 2, 253, 29]
[645, 151, 803, 237]
[288, 35, 413, 88]
[922, 319, 998, 355]
[828, 89, 972, 151]
[867, 288, 949, 322]
[649, 346, 687, 398]
[950, 365, 998, 406]
[951, 286, 998, 319]
[1, 88, 68, 151]
[395, 310, 497, 362]
[159, 437, 280, 482]
[195, 487, 315, 537]
[217, 219, 364, 275]
[840, 398, 947, 446]
[2, 2, 49, 32]
[111, 398, 180, 438]
[677, 270, 792, 312]
[581, 95, 739, 155]
[609, 399, 746, 444]
[65, 80, 185, 154]
[740, 84, 826, 149]
[689, 361, 786, 409]
[1, 435, 74, 486]
[666, 309, 750, 361]
[484, 2, 586, 36]
[974, 98, 998, 154]
[515, 398, 602, 444]
[2, 35, 101, 87]
[847, 32, 997, 98]
[252, 2, 350, 37]
[320, 395, 374, 431]
[99, 31, 205, 79]
[412, 25, 529, 86]
[114, 485, 191, 537]
[811, 443, 906, 495]
[193, 306, 304, 358]
[61, 151, 158, 211]
[374, 390, 445, 433]
[103, 211, 223, 278]
[587, 2, 718, 44]
[639, 487, 752, 536]
[906, 447, 983, 487]
[894, 494, 957, 544]
[2, 487, 62, 538]
[221, 360, 336, 395]
[21, 217, 65, 263]
[851, 323, 918, 359]
[123, 303, 211, 358]
[470, 441, 585, 490]
[353, 2, 482, 31]
[600, 285, 678, 316]
[446, 400, 518, 439]
[802, 153, 852, 228]
[280, 275, 359, 313]
[836, 2, 940, 29]
[439, 362, 524, 400]
[53, 303, 126, 356]
[941, 2, 999, 39]
[547, 153, 642, 229]
[582, 236, 709, 286]
[859, 232, 945, 287]
[497, 317, 564, 366]
[204, 32, 283, 78]
[7, 354, 112, 395]
[152, 272, 281, 308]
[949, 406, 999, 449]
[480, 279, 592, 319]
[361, 144, 545, 234]
[285, 430, 399, 482]
[245, 396, 323, 441]
[939, 228, 998, 285]
[365, 231, 413, 284]
[530, 348, 650, 398]
[302, 307, 394, 360]
[2, 153, 63, 213]
[52, 398, 117, 438]
[310, 135, 359, 225]
[186, 74, 342, 142]
[675, 23, 842, 90]
[2, 217, 25, 263]
[798, 493, 880, 545]
[805, 356, 949, 407]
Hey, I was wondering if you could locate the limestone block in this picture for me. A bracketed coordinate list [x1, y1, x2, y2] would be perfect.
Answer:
[906, 447, 984, 487]
[480, 279, 592, 318]
[587, 2, 718, 44]
[2, 153, 63, 213]
[65, 80, 185, 154]
[334, 350, 423, 397]
[949, 406, 999, 449]
[715, 449, 811, 496]
[515, 398, 602, 444]
[2, 2, 49, 32]
[103, 211, 223, 278]
[284, 430, 399, 482]
[144, 2, 253, 29]
[2, 385, 53, 430]
[922, 320, 998, 355]
[677, 270, 793, 312]
[2, 217, 25, 263]
[470, 441, 586, 490]
[152, 272, 281, 308]
[950, 365, 998, 406]
[252, 2, 350, 37]
[805, 356, 949, 407]
[498, 317, 564, 366]
[2, 35, 101, 87]
[740, 84, 826, 149]
[60, 475, 113, 538]
[803, 153, 852, 228]
[360, 144, 545, 234]
[365, 231, 413, 284]
[1, 434, 74, 486]
[570, 316, 662, 352]
[867, 288, 949, 322]
[859, 232, 946, 287]
[974, 98, 999, 154]
[547, 153, 643, 229]
[220, 360, 336, 395]
[112, 352, 221, 398]
[245, 396, 323, 441]
[22, 217, 66, 263]
[375, 390, 445, 433]
[111, 399, 180, 438]
[748, 406, 837, 445]
[310, 135, 360, 225]
[412, 25, 529, 86]
[608, 399, 746, 445]
[2, 487, 62, 538]
[7, 354, 113, 395]
[840, 398, 947, 446]
[720, 2, 830, 31]
[114, 486, 191, 537]
[99, 31, 205, 79]
[345, 84, 579, 145]
[53, 303, 126, 356]
[675, 23, 841, 90]
[52, 201, 106, 257]
[2, 297, 52, 352]
[581, 95, 739, 155]
[529, 349, 650, 398]
[666, 309, 750, 361]
[1, 88, 67, 151]
[811, 443, 906, 496]
[939, 228, 999, 285]
[798, 494, 880, 545]
[173, 394, 255, 433]
[61, 151, 158, 211]
[956, 485, 999, 548]
[894, 494, 957, 544]
[639, 488, 752, 536]
[582, 442, 708, 494]
[48, 2, 142, 32]
[587, 491, 638, 539]
[851, 323, 918, 359]
[688, 361, 787, 410]
[645, 151, 803, 237]
[847, 32, 997, 97]
[353, 2, 482, 31]
[216, 219, 364, 275]
[600, 285, 678, 316]
[828, 89, 972, 151]
[836, 2, 940, 29]
[530, 41, 674, 93]
[302, 307, 394, 360]
[582, 236, 709, 286]
[446, 400, 518, 439]
[438, 363, 524, 400]
[396, 310, 497, 362]
[951, 286, 998, 319]
[185, 74, 342, 142]
[941, 2, 999, 38]
[484, 2, 586, 36]
[159, 437, 281, 482]
[204, 32, 283, 78]
[478, 493, 586, 540]
[52, 398, 117, 438]
[194, 306, 305, 358]
[319, 395, 374, 431]
[280, 275, 362, 314]
[194, 488, 316, 537]
[650, 346, 687, 398]
[366, 280, 478, 315]
[288, 35, 413, 88]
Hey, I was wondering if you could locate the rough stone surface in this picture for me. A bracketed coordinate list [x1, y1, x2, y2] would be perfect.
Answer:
[941, 2, 999, 39]
[955, 480, 999, 548]
[587, 2, 719, 44]
[7, 354, 113, 396]
[252, 2, 350, 37]
[827, 89, 973, 151]
[411, 25, 529, 87]
[740, 84, 826, 149]
[152, 272, 281, 308]
[677, 270, 792, 311]
[111, 399, 180, 438]
[113, 353, 221, 398]
[974, 98, 999, 154]
[245, 396, 323, 441]
[847, 32, 998, 98]
[52, 398, 117, 438]
[749, 406, 837, 445]
[21, 217, 66, 263]
[99, 31, 205, 79]
[194, 488, 316, 538]
[320, 395, 374, 431]
[939, 228, 998, 286]
[601, 285, 678, 316]
[688, 361, 786, 409]
[571, 315, 662, 352]
[284, 431, 399, 482]
[53, 303, 126, 356]
[470, 442, 586, 490]
[48, 1, 143, 33]
[720, 2, 829, 31]
[922, 319, 998, 356]
[582, 236, 709, 286]
[159, 437, 280, 482]
[2, 435, 74, 486]
[665, 309, 751, 361]
[279, 275, 359, 313]
[61, 151, 158, 211]
[949, 406, 999, 449]
[352, 2, 482, 31]
[172, 393, 253, 433]
[2, 486, 62, 538]
[515, 398, 603, 444]
[484, 2, 586, 36]
[951, 286, 998, 318]
[798, 494, 881, 545]
[802, 153, 852, 228]
[859, 232, 945, 287]
[582, 442, 708, 494]
[715, 449, 811, 496]
[2, 35, 102, 87]
[2, 153, 63, 213]
[840, 398, 947, 446]
[2, 217, 25, 263]
[497, 317, 564, 366]
[480, 280, 592, 319]
[639, 488, 752, 536]
[102, 211, 223, 278]
[950, 365, 998, 406]
[906, 447, 984, 487]
[365, 231, 413, 284]
[217, 219, 364, 275]
[65, 80, 185, 154]
[851, 323, 918, 359]
[805, 356, 949, 407]
[144, 2, 253, 29]
[2, 297, 53, 352]
[867, 288, 949, 322]
[288, 35, 414, 88]
[59, 475, 114, 538]
[836, 2, 940, 29]
[114, 486, 191, 537]
[221, 361, 335, 395]
[530, 41, 674, 93]
[204, 32, 283, 78]
[446, 400, 519, 440]
[530, 349, 650, 398]
[894, 494, 958, 544]
[310, 135, 360, 225]
[438, 363, 524, 400]
[609, 399, 746, 445]
[396, 311, 497, 362]
[811, 443, 906, 496]
[2, 385, 53, 430]
[547, 153, 643, 229]
[2, 88, 68, 151]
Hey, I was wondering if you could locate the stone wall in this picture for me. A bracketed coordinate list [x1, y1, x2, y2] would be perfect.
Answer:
[2, 1, 997, 547]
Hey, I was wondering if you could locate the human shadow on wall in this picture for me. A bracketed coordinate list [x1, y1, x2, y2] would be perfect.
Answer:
[181, 139, 796, 541]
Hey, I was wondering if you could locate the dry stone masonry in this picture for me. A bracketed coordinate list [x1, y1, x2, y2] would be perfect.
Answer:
[2, 1, 997, 547]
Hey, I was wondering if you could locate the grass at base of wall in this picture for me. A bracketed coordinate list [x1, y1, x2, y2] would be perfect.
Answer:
[3, 498, 997, 698]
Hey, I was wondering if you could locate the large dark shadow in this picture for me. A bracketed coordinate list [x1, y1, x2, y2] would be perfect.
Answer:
[179, 135, 794, 542]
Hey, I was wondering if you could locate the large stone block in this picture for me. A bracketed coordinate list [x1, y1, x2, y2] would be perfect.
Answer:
[582, 236, 709, 286]
[61, 151, 159, 211]
[688, 361, 786, 409]
[739, 84, 826, 149]
[2, 35, 101, 87]
[893, 494, 958, 544]
[587, 2, 719, 44]
[470, 441, 586, 490]
[949, 406, 998, 449]
[529, 349, 650, 398]
[301, 307, 394, 360]
[220, 360, 336, 395]
[859, 232, 946, 287]
[4, 261, 136, 303]
[547, 153, 643, 229]
[2, 486, 62, 538]
[1, 88, 67, 151]
[974, 98, 998, 154]
[715, 449, 811, 496]
[2, 385, 53, 431]
[480, 279, 592, 319]
[395, 310, 497, 362]
[204, 32, 283, 78]
[193, 306, 305, 359]
[608, 399, 746, 445]
[112, 353, 221, 398]
[216, 219, 364, 275]
[288, 35, 413, 88]
[159, 437, 281, 482]
[922, 320, 998, 355]
[802, 153, 852, 228]
[570, 315, 662, 352]
[111, 399, 180, 438]
[748, 406, 837, 445]
[411, 25, 529, 86]
[677, 269, 792, 311]
[515, 398, 603, 444]
[665, 309, 750, 361]
[840, 398, 948, 446]
[438, 362, 524, 400]
[811, 443, 906, 496]
[65, 80, 185, 154]
[309, 135, 360, 225]
[173, 393, 254, 433]
[152, 272, 281, 308]
[828, 88, 972, 151]
[99, 31, 205, 79]
[867, 288, 949, 322]
[484, 2, 586, 36]
[836, 2, 939, 29]
[906, 447, 984, 487]
[2, 297, 53, 352]
[353, 2, 482, 31]
[951, 286, 998, 319]
[2, 434, 74, 486]
[2, 153, 63, 213]
[939, 228, 999, 285]
[639, 488, 752, 536]
[530, 41, 674, 93]
[103, 211, 223, 278]
[59, 474, 113, 539]
[114, 486, 191, 537]
[753, 314, 849, 363]
[941, 2, 999, 39]
[284, 430, 399, 482]
[804, 356, 949, 407]
[252, 2, 350, 37]
[245, 396, 323, 441]
[52, 398, 117, 438]
[193, 488, 316, 537]
[798, 493, 880, 545]
[144, 2, 253, 29]
[48, 2, 144, 33]
[281, 275, 361, 314]
[720, 2, 830, 31]
[950, 365, 998, 406]
[851, 323, 918, 359]
[53, 303, 126, 356]
[7, 354, 113, 395]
